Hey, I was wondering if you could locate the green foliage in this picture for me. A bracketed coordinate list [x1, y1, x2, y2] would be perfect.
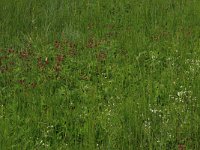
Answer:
[1, 0, 200, 149]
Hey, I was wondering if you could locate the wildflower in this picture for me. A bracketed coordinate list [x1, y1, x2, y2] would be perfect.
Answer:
[56, 54, 64, 64]
[19, 51, 29, 59]
[45, 57, 49, 65]
[30, 82, 37, 88]
[178, 144, 186, 150]
[86, 38, 98, 48]
[8, 48, 15, 54]
[37, 57, 44, 69]
[96, 51, 107, 62]
[54, 40, 60, 49]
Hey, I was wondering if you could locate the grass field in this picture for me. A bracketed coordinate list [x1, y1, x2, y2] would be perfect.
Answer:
[1, 0, 200, 149]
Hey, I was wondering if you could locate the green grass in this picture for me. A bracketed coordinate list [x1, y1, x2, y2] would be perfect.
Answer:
[1, 0, 200, 149]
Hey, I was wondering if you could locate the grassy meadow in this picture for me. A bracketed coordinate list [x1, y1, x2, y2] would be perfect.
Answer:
[1, 0, 200, 149]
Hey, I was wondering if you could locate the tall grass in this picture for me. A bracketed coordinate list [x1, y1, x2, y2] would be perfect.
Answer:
[1, 0, 200, 149]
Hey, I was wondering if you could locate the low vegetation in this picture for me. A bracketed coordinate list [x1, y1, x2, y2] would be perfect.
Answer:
[1, 0, 200, 149]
